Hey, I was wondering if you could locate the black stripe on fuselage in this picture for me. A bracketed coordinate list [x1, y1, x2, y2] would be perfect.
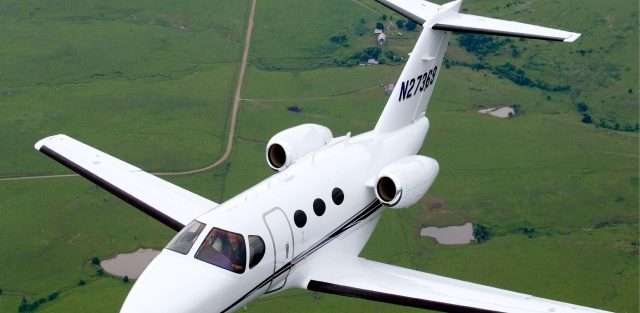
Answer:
[432, 24, 566, 42]
[221, 199, 383, 313]
[39, 145, 184, 232]
[307, 280, 505, 313]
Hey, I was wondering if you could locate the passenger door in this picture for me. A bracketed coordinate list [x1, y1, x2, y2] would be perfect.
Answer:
[263, 208, 294, 292]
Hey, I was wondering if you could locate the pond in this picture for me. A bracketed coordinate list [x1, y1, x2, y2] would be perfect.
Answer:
[101, 248, 160, 279]
[420, 222, 475, 245]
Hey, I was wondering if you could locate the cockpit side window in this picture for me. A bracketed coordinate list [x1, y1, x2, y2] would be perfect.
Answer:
[248, 235, 265, 269]
[195, 228, 246, 274]
[166, 221, 206, 255]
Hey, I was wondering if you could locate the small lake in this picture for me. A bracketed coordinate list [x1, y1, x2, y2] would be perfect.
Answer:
[420, 222, 475, 245]
[478, 106, 515, 119]
[101, 248, 160, 279]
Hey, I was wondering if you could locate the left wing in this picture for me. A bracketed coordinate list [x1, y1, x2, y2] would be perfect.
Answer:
[35, 134, 218, 231]
[303, 256, 611, 313]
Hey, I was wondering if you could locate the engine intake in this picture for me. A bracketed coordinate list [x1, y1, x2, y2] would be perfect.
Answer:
[266, 124, 333, 171]
[267, 144, 287, 169]
[374, 155, 439, 208]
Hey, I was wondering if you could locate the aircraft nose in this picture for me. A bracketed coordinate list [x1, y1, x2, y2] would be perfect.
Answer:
[120, 250, 236, 313]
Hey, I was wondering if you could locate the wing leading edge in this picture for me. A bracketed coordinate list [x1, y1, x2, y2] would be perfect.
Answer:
[35, 134, 218, 231]
[304, 257, 611, 313]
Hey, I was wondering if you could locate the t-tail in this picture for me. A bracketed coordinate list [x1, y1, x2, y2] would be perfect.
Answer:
[374, 0, 580, 133]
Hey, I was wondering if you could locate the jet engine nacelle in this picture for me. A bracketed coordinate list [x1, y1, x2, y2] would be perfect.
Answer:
[374, 155, 439, 209]
[266, 124, 333, 171]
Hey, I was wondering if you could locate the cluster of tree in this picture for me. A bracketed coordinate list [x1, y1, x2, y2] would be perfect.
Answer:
[445, 58, 571, 93]
[576, 49, 594, 56]
[596, 118, 639, 132]
[510, 44, 523, 58]
[355, 18, 368, 36]
[576, 101, 593, 124]
[18, 292, 59, 312]
[91, 256, 105, 276]
[384, 50, 403, 63]
[395, 19, 417, 31]
[473, 224, 491, 244]
[491, 63, 570, 92]
[516, 226, 537, 239]
[458, 34, 510, 58]
[510, 104, 523, 116]
[575, 101, 638, 132]
[334, 47, 404, 67]
[329, 34, 349, 47]
[333, 47, 380, 66]
[360, 47, 381, 60]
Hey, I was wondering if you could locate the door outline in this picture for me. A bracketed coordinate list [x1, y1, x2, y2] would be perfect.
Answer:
[262, 207, 295, 293]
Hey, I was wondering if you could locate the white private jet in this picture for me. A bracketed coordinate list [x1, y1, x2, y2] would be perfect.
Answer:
[35, 0, 611, 312]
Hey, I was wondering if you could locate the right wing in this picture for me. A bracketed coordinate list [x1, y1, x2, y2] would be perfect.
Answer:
[35, 134, 218, 231]
[304, 256, 611, 313]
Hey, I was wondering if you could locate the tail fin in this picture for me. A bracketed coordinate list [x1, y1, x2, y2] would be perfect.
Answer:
[374, 0, 580, 133]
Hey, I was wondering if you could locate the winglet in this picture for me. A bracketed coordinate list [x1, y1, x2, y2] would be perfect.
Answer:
[34, 134, 66, 151]
[565, 32, 582, 43]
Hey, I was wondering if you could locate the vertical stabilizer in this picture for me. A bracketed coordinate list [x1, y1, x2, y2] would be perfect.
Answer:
[373, 0, 580, 133]
[374, 0, 462, 133]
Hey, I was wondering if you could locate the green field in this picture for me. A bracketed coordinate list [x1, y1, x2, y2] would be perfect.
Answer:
[0, 0, 637, 312]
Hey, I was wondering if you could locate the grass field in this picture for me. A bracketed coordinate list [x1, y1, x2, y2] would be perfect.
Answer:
[0, 0, 250, 176]
[0, 0, 637, 312]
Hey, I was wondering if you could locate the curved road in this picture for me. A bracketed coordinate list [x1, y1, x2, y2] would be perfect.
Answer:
[153, 0, 257, 176]
[0, 0, 257, 182]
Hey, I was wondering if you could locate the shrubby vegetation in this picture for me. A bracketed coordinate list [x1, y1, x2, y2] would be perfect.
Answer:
[333, 46, 404, 67]
[515, 226, 537, 239]
[458, 34, 510, 58]
[448, 34, 570, 92]
[394, 19, 417, 31]
[329, 34, 349, 47]
[575, 101, 638, 132]
[18, 292, 59, 312]
[454, 33, 637, 133]
[473, 224, 491, 244]
[596, 118, 639, 132]
[405, 20, 417, 31]
[444, 58, 571, 93]
[492, 63, 570, 92]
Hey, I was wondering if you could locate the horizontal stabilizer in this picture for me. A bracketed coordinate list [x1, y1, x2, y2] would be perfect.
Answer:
[433, 13, 581, 42]
[35, 134, 218, 231]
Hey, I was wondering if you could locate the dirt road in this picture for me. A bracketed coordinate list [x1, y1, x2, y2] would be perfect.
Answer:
[0, 0, 257, 182]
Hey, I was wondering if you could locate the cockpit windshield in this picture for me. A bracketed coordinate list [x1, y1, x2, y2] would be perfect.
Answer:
[166, 221, 206, 255]
[195, 227, 246, 273]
